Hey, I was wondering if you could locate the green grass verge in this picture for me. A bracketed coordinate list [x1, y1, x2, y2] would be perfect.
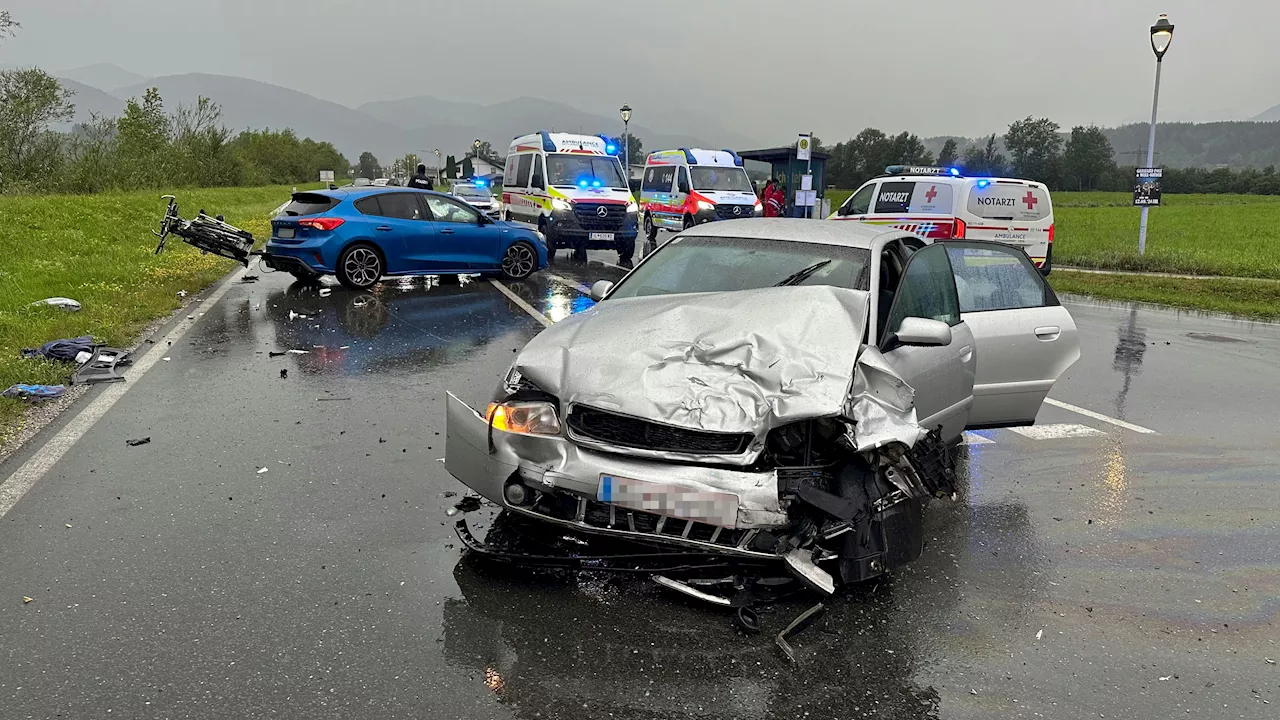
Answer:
[823, 190, 1280, 279]
[1049, 270, 1280, 319]
[0, 185, 310, 430]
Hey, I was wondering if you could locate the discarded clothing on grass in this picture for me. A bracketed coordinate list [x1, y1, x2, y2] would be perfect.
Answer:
[21, 336, 98, 363]
[2, 384, 67, 401]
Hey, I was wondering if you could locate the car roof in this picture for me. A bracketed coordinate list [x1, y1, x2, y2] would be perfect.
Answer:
[872, 174, 1047, 189]
[677, 218, 922, 250]
[314, 186, 446, 199]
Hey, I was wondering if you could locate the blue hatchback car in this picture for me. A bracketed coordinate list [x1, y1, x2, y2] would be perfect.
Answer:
[263, 187, 548, 290]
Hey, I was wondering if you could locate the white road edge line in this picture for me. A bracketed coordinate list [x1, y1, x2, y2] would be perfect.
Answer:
[544, 272, 592, 295]
[488, 279, 553, 327]
[1044, 398, 1158, 435]
[0, 267, 249, 519]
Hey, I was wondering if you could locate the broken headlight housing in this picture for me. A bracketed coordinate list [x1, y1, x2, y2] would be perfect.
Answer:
[486, 401, 561, 436]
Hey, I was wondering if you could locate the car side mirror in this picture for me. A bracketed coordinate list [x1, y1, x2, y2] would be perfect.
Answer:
[477, 214, 491, 225]
[893, 317, 952, 347]
[590, 280, 614, 302]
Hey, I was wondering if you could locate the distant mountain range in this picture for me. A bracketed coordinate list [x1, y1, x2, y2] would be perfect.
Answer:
[36, 63, 1280, 170]
[47, 65, 763, 164]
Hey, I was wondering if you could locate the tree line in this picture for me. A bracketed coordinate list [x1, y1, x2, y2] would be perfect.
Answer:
[0, 67, 349, 194]
[820, 117, 1280, 195]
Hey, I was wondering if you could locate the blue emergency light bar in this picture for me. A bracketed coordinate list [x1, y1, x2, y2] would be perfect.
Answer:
[474, 179, 487, 187]
[885, 165, 962, 177]
[679, 148, 698, 165]
[720, 149, 745, 167]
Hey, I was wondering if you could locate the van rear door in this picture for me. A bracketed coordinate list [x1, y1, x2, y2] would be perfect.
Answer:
[853, 180, 961, 240]
[962, 181, 1052, 269]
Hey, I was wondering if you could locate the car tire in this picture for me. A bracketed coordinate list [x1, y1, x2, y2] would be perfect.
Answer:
[500, 241, 538, 280]
[336, 243, 383, 290]
[644, 213, 658, 243]
[505, 210, 514, 222]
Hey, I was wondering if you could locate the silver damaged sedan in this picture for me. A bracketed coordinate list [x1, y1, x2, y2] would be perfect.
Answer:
[445, 219, 1080, 592]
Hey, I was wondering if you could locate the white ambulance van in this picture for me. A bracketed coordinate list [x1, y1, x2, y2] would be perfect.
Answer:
[503, 132, 639, 264]
[637, 149, 762, 242]
[830, 166, 1055, 274]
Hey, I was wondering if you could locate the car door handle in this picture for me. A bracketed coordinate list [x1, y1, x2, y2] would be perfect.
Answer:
[440, 229, 455, 235]
[1034, 326, 1061, 341]
[376, 225, 392, 231]
[959, 344, 973, 363]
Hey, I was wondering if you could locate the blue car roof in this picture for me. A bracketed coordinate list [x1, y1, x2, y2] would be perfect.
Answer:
[313, 186, 446, 199]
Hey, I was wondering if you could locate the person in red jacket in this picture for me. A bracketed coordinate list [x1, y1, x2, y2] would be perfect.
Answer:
[763, 179, 784, 217]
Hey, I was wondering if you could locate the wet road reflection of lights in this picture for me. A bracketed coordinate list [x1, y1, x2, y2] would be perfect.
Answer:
[544, 289, 595, 323]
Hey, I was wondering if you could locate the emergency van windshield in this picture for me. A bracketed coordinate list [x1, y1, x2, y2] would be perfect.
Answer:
[691, 167, 753, 192]
[547, 155, 628, 189]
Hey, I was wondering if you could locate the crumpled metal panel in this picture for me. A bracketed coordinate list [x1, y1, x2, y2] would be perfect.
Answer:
[445, 393, 789, 528]
[844, 347, 927, 452]
[513, 285, 872, 461]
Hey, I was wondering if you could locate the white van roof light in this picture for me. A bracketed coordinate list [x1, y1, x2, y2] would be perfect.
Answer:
[885, 165, 962, 177]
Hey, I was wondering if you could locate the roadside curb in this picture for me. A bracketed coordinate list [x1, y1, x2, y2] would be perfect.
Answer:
[1057, 266, 1280, 283]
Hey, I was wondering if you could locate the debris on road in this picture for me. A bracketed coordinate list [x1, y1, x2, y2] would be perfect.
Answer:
[1036, 629, 1044, 640]
[289, 310, 308, 321]
[280, 369, 288, 379]
[319, 288, 332, 297]
[125, 437, 151, 447]
[257, 467, 269, 474]
[775, 602, 826, 663]
[241, 275, 259, 283]
[23, 596, 32, 604]
[2, 384, 67, 401]
[162, 357, 171, 362]
[269, 351, 287, 358]
[71, 347, 130, 385]
[317, 397, 351, 402]
[286, 349, 309, 355]
[28, 297, 81, 311]
[177, 290, 188, 298]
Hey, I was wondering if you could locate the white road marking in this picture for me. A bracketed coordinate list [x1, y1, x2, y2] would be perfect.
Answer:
[1008, 423, 1107, 440]
[1043, 398, 1158, 434]
[0, 267, 249, 519]
[544, 272, 591, 295]
[961, 432, 995, 445]
[488, 279, 552, 327]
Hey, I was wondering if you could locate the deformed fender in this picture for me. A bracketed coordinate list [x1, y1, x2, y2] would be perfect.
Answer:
[844, 347, 927, 452]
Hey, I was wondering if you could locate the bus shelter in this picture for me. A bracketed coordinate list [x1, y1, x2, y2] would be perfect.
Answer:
[737, 146, 830, 217]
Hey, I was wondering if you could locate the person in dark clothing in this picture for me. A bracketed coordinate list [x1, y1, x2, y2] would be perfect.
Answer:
[408, 164, 433, 190]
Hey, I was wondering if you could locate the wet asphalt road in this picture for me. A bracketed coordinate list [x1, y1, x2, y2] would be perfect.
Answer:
[1, 246, 1278, 719]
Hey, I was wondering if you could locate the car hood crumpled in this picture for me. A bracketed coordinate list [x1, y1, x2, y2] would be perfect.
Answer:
[513, 285, 871, 436]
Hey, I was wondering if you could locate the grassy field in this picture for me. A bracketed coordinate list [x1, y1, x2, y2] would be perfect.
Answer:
[0, 185, 308, 428]
[1050, 270, 1280, 319]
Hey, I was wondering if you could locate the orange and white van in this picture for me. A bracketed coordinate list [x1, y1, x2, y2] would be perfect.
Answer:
[829, 166, 1055, 274]
[638, 149, 762, 243]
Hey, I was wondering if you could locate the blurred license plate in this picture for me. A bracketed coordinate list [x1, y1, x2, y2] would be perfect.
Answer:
[598, 474, 738, 528]
[589, 232, 614, 241]
[277, 228, 295, 239]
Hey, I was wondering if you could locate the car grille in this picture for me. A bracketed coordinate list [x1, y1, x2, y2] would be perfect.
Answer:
[527, 490, 752, 550]
[714, 204, 755, 220]
[567, 405, 753, 455]
[572, 203, 627, 231]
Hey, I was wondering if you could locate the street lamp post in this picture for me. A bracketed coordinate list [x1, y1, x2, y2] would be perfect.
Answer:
[1138, 14, 1174, 256]
[619, 104, 632, 178]
[473, 139, 481, 178]
[432, 148, 441, 184]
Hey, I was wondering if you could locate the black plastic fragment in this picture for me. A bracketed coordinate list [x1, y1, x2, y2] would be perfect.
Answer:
[126, 437, 151, 447]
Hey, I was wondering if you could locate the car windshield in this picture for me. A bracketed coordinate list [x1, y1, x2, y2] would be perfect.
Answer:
[547, 154, 627, 189]
[606, 235, 871, 299]
[453, 185, 493, 199]
[691, 167, 753, 192]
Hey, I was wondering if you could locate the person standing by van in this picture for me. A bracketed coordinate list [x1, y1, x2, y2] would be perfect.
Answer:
[762, 179, 780, 217]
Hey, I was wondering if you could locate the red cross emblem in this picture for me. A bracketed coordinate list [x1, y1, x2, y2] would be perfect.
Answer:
[924, 186, 938, 203]
[1023, 191, 1039, 210]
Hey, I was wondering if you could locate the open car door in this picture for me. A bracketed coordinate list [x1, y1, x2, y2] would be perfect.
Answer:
[944, 241, 1080, 428]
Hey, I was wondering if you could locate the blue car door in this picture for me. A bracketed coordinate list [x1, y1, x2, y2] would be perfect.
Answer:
[353, 192, 435, 273]
[423, 194, 501, 270]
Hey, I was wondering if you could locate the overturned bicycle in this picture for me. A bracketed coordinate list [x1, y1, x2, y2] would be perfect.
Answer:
[445, 219, 1080, 613]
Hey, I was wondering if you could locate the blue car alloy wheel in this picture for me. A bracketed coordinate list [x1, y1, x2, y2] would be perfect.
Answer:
[338, 244, 384, 290]
[501, 241, 537, 280]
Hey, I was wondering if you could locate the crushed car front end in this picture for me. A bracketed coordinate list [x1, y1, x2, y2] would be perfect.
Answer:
[443, 285, 957, 589]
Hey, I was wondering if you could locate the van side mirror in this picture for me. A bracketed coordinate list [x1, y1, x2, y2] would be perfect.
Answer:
[590, 280, 614, 302]
[892, 317, 952, 347]
[678, 182, 690, 194]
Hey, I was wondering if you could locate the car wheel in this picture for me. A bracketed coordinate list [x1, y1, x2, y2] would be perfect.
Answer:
[644, 213, 658, 242]
[505, 210, 514, 222]
[336, 243, 383, 290]
[501, 241, 538, 280]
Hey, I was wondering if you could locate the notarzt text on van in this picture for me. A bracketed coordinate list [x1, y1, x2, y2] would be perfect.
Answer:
[977, 197, 1017, 207]
[879, 192, 911, 203]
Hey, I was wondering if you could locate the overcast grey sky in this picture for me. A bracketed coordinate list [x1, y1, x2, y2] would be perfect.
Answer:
[3, 0, 1277, 142]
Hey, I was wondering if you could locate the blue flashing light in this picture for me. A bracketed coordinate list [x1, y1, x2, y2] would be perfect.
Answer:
[949, 167, 961, 177]
[538, 130, 556, 153]
[679, 148, 698, 165]
[474, 179, 487, 187]
[592, 180, 601, 187]
[721, 149, 744, 167]
[578, 180, 588, 187]
[976, 179, 990, 189]
[606, 144, 617, 153]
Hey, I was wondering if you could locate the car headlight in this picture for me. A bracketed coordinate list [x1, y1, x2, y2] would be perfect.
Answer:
[697, 200, 714, 212]
[486, 401, 561, 436]
[551, 198, 571, 212]
[626, 200, 638, 213]
[754, 200, 763, 213]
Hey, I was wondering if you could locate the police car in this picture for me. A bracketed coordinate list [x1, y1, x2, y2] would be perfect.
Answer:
[830, 166, 1055, 275]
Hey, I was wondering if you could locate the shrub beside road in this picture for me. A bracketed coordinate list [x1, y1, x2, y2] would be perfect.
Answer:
[0, 185, 306, 427]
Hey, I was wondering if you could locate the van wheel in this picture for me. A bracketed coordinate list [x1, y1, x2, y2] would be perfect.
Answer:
[336, 243, 383, 290]
[505, 210, 514, 222]
[644, 213, 658, 242]
[682, 215, 695, 231]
